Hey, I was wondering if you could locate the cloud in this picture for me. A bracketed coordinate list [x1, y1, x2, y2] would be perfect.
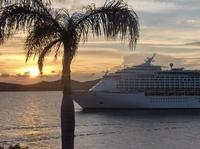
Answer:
[51, 70, 57, 73]
[130, 1, 176, 14]
[52, 0, 177, 13]
[76, 48, 125, 58]
[177, 19, 200, 28]
[52, 0, 97, 9]
[0, 73, 10, 78]
[16, 72, 30, 78]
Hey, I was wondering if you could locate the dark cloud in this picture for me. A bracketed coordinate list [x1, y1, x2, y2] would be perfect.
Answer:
[15, 71, 32, 78]
[185, 41, 200, 46]
[0, 73, 10, 78]
[51, 70, 56, 73]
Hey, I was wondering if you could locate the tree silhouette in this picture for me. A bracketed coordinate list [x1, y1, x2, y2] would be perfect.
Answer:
[0, 0, 139, 148]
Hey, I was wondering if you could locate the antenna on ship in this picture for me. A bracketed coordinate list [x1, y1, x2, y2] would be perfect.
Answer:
[145, 53, 156, 64]
[103, 69, 109, 77]
[170, 63, 173, 70]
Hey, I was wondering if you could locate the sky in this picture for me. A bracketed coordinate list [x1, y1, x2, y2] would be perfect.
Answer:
[1, 0, 200, 84]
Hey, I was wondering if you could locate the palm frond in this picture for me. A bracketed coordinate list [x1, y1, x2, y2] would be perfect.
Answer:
[73, 0, 139, 49]
[0, 0, 51, 8]
[0, 5, 45, 43]
[25, 22, 61, 60]
[0, 0, 62, 44]
[52, 8, 70, 29]
[37, 39, 61, 74]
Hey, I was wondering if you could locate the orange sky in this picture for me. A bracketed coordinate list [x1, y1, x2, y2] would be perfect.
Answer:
[1, 0, 200, 84]
[1, 37, 200, 84]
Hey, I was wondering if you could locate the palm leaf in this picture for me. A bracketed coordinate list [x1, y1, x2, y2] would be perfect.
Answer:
[37, 39, 61, 74]
[25, 22, 61, 59]
[0, 5, 43, 42]
[0, 0, 51, 8]
[0, 0, 62, 43]
[73, 0, 139, 49]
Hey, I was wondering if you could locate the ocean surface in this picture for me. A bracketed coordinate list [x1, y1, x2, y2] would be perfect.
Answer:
[1, 92, 200, 149]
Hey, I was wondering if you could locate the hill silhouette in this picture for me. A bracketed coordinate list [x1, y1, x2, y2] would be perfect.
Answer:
[0, 80, 99, 91]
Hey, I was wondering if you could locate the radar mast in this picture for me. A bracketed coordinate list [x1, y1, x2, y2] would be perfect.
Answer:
[145, 53, 156, 64]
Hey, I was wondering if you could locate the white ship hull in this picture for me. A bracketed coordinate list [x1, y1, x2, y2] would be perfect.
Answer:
[73, 91, 200, 109]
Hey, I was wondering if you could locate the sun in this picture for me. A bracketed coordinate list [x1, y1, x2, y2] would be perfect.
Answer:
[19, 66, 56, 78]
[26, 67, 40, 78]
[29, 69, 39, 77]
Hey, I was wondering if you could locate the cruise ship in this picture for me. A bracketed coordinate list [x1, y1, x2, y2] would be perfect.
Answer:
[73, 54, 200, 109]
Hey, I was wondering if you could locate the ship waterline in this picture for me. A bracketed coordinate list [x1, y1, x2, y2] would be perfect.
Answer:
[73, 54, 200, 109]
[73, 91, 200, 109]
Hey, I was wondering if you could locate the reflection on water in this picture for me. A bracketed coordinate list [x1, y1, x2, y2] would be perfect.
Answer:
[1, 92, 200, 149]
[0, 92, 62, 149]
[22, 96, 42, 137]
[22, 98, 42, 127]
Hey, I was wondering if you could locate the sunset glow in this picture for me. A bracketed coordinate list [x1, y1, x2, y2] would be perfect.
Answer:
[25, 67, 40, 78]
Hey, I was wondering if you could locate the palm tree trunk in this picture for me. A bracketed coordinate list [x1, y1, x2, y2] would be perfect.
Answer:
[61, 43, 75, 149]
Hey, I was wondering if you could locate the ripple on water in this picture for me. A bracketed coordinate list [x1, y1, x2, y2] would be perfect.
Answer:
[1, 92, 200, 149]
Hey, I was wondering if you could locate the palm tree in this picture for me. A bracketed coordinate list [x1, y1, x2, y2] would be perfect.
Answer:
[0, 0, 139, 148]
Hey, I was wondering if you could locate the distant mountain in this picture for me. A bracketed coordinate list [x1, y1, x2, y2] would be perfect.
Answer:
[185, 41, 200, 46]
[0, 80, 99, 91]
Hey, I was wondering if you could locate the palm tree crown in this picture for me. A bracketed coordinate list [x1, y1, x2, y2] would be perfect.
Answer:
[0, 0, 139, 74]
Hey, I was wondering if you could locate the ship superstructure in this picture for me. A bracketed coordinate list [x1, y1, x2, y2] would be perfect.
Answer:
[73, 54, 200, 109]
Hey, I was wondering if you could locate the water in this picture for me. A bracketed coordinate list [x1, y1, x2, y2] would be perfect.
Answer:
[1, 92, 200, 149]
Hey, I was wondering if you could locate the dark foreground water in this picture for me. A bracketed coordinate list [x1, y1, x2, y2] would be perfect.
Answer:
[1, 92, 200, 149]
